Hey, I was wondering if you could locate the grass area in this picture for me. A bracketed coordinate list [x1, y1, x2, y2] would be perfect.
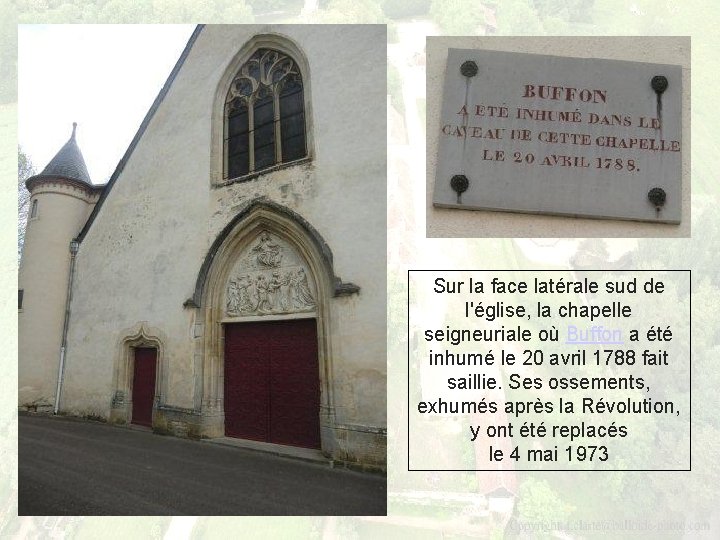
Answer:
[196, 517, 321, 539]
[75, 517, 170, 539]
[357, 520, 448, 540]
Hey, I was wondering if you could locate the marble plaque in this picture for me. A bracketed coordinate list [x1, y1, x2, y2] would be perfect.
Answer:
[433, 49, 682, 223]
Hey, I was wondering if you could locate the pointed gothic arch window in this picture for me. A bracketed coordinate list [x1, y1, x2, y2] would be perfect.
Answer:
[225, 49, 307, 180]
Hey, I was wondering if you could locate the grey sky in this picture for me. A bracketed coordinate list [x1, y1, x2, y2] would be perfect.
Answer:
[19, 24, 196, 183]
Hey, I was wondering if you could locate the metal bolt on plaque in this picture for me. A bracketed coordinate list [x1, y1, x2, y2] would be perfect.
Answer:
[460, 61, 478, 78]
[651, 75, 668, 123]
[651, 75, 668, 94]
[647, 187, 667, 213]
[450, 174, 469, 204]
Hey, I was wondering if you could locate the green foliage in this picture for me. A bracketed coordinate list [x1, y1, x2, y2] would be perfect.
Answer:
[429, 0, 487, 35]
[532, 0, 594, 22]
[382, 0, 431, 19]
[517, 477, 573, 536]
[97, 0, 153, 22]
[592, 0, 673, 34]
[495, 0, 545, 35]
[197, 517, 321, 539]
[75, 517, 171, 540]
[248, 0, 301, 14]
[635, 208, 720, 287]
[14, 0, 255, 23]
[213, 0, 255, 22]
[313, 0, 386, 23]
[430, 0, 587, 36]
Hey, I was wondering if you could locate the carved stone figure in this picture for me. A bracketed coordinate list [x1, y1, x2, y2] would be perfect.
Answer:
[268, 271, 283, 309]
[226, 279, 240, 314]
[225, 232, 317, 316]
[237, 274, 254, 312]
[252, 231, 282, 267]
[255, 274, 272, 313]
[293, 267, 315, 309]
[279, 276, 290, 311]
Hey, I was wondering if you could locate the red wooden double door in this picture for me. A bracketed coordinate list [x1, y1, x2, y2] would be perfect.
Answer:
[224, 318, 321, 449]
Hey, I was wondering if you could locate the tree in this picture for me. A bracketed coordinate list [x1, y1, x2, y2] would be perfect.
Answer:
[429, 0, 488, 35]
[312, 0, 386, 23]
[18, 147, 35, 261]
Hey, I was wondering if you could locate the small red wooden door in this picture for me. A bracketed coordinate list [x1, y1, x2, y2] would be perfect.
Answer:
[131, 347, 157, 427]
[224, 319, 320, 449]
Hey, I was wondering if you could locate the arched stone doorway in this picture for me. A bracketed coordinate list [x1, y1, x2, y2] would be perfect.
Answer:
[109, 322, 167, 427]
[187, 198, 359, 454]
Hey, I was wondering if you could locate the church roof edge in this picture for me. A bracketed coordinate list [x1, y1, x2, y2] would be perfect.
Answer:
[75, 24, 205, 243]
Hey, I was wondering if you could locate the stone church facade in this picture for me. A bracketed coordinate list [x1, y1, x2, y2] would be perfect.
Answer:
[19, 25, 387, 469]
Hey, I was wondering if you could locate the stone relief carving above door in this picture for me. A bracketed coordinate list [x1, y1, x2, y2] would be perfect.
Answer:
[225, 231, 316, 316]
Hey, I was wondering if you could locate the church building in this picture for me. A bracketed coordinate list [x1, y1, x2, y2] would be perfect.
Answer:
[19, 25, 387, 469]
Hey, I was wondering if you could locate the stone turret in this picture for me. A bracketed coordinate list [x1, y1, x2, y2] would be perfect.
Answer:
[19, 124, 104, 411]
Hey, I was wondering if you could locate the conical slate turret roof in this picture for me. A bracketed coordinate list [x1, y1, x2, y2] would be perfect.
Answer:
[30, 123, 92, 185]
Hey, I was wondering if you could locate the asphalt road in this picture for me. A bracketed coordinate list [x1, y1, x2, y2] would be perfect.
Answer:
[19, 414, 386, 516]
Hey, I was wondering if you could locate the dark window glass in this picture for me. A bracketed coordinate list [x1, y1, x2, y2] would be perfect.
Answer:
[228, 150, 249, 179]
[254, 142, 275, 170]
[18, 289, 23, 310]
[227, 103, 249, 177]
[228, 105, 248, 137]
[30, 199, 38, 218]
[224, 49, 307, 179]
[253, 93, 276, 170]
[280, 78, 306, 162]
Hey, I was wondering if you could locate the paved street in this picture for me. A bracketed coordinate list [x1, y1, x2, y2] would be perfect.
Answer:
[19, 414, 386, 516]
